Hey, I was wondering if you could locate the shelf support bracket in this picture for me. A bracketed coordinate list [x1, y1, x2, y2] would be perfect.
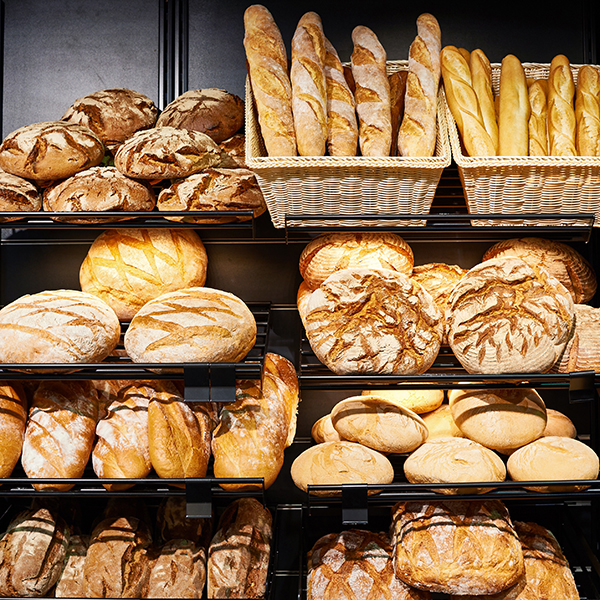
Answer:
[342, 484, 369, 525]
[569, 370, 596, 403]
[185, 479, 212, 519]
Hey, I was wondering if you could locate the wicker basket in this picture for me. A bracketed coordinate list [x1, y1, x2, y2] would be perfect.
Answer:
[445, 62, 600, 227]
[246, 60, 451, 229]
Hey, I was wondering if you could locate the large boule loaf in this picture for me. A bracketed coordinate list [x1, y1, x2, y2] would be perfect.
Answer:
[330, 395, 428, 453]
[360, 388, 444, 414]
[403, 436, 506, 494]
[124, 287, 256, 363]
[0, 289, 120, 368]
[299, 232, 414, 290]
[482, 237, 597, 303]
[290, 441, 394, 496]
[0, 121, 104, 181]
[0, 168, 42, 221]
[0, 383, 27, 479]
[448, 388, 547, 454]
[446, 257, 575, 374]
[507, 436, 599, 492]
[304, 268, 443, 375]
[43, 166, 156, 223]
[61, 88, 158, 152]
[80, 228, 208, 322]
[553, 303, 600, 373]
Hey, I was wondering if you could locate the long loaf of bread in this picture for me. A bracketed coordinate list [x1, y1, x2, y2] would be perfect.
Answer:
[397, 13, 441, 157]
[498, 54, 530, 155]
[441, 45, 496, 156]
[575, 64, 600, 156]
[547, 54, 577, 156]
[243, 5, 297, 156]
[470, 49, 498, 153]
[351, 26, 392, 156]
[528, 79, 549, 155]
[291, 12, 328, 156]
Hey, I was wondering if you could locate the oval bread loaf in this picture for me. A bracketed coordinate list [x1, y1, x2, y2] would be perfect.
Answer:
[0, 169, 41, 220]
[311, 414, 344, 443]
[543, 408, 577, 438]
[421, 403, 464, 439]
[0, 383, 27, 479]
[124, 287, 256, 364]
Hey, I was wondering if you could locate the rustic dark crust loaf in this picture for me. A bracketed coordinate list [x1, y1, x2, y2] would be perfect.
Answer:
[157, 168, 266, 224]
[307, 529, 431, 600]
[0, 121, 104, 181]
[392, 500, 524, 595]
[43, 166, 156, 222]
[0, 168, 41, 220]
[219, 133, 246, 168]
[207, 498, 272, 599]
[156, 497, 213, 546]
[54, 533, 90, 598]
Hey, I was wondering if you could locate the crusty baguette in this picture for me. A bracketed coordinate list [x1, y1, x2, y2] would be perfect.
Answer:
[575, 64, 600, 156]
[389, 70, 408, 156]
[243, 5, 297, 156]
[470, 49, 498, 153]
[441, 45, 496, 156]
[324, 36, 358, 156]
[291, 12, 328, 156]
[547, 54, 577, 156]
[498, 54, 530, 155]
[458, 48, 470, 62]
[528, 79, 549, 156]
[351, 25, 392, 156]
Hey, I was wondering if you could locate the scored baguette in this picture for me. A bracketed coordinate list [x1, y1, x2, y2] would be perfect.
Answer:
[498, 54, 530, 155]
[470, 49, 498, 153]
[575, 64, 600, 156]
[547, 54, 577, 156]
[528, 79, 549, 155]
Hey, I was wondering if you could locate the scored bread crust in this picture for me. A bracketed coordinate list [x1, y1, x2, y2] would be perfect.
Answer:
[547, 54, 577, 156]
[575, 64, 600, 156]
[54, 534, 90, 598]
[0, 383, 27, 478]
[0, 169, 41, 218]
[553, 303, 600, 373]
[528, 78, 549, 156]
[446, 257, 575, 374]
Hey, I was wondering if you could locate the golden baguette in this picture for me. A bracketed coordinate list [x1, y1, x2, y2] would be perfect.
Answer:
[528, 79, 549, 156]
[470, 49, 498, 153]
[458, 48, 470, 62]
[575, 64, 600, 156]
[441, 45, 496, 156]
[547, 54, 577, 156]
[498, 54, 530, 155]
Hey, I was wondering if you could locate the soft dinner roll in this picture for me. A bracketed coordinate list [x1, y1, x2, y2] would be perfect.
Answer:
[360, 388, 444, 414]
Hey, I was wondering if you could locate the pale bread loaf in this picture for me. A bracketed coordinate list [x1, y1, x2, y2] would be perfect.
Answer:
[296, 280, 313, 327]
[243, 5, 297, 156]
[482, 237, 597, 303]
[80, 228, 208, 322]
[421, 403, 464, 439]
[290, 441, 394, 496]
[0, 169, 41, 220]
[446, 257, 575, 374]
[0, 289, 120, 368]
[392, 500, 524, 595]
[403, 436, 506, 494]
[543, 408, 577, 438]
[304, 268, 442, 375]
[351, 26, 392, 156]
[124, 287, 256, 364]
[448, 388, 547, 454]
[576, 64, 600, 156]
[507, 436, 599, 492]
[553, 304, 600, 373]
[331, 395, 428, 453]
[498, 55, 530, 155]
[0, 121, 104, 181]
[311, 414, 344, 443]
[360, 388, 444, 414]
[470, 48, 499, 152]
[21, 380, 99, 491]
[528, 78, 549, 155]
[61, 88, 157, 151]
[547, 54, 577, 156]
[0, 383, 27, 479]
[299, 231, 414, 290]
[54, 534, 89, 598]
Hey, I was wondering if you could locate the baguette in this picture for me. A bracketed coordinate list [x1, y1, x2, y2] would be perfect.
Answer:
[397, 13, 441, 157]
[547, 54, 577, 156]
[291, 12, 328, 156]
[575, 64, 600, 156]
[324, 36, 358, 156]
[470, 48, 498, 152]
[498, 54, 530, 155]
[389, 70, 408, 155]
[351, 25, 392, 156]
[458, 48, 470, 62]
[441, 45, 496, 156]
[528, 79, 549, 155]
[243, 5, 297, 156]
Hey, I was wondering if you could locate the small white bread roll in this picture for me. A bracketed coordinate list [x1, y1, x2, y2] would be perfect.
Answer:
[361, 388, 444, 414]
[507, 436, 599, 492]
[404, 436, 506, 494]
[331, 395, 428, 453]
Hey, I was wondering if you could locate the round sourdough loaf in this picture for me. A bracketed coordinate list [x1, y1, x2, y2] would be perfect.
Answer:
[43, 166, 155, 222]
[114, 126, 225, 179]
[543, 408, 577, 438]
[403, 436, 506, 494]
[330, 395, 428, 453]
[360, 388, 444, 414]
[421, 404, 464, 439]
[124, 287, 256, 363]
[553, 303, 600, 373]
[157, 168, 266, 224]
[299, 232, 414, 290]
[507, 436, 599, 492]
[446, 257, 575, 374]
[0, 169, 41, 220]
[290, 441, 394, 496]
[304, 268, 443, 375]
[79, 228, 208, 321]
[482, 237, 597, 303]
[0, 289, 120, 367]
[61, 88, 157, 152]
[448, 388, 547, 453]
[0, 121, 104, 181]
[156, 89, 244, 143]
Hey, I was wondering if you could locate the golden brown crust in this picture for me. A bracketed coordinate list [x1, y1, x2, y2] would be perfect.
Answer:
[54, 534, 89, 598]
[576, 64, 600, 156]
[218, 133, 246, 167]
[554, 304, 600, 373]
[0, 169, 41, 219]
[0, 383, 27, 479]
[389, 70, 408, 156]
[528, 79, 549, 155]
[360, 388, 444, 414]
[498, 55, 530, 155]
[470, 49, 498, 153]
[421, 404, 464, 439]
[547, 54, 577, 156]
[543, 408, 577, 438]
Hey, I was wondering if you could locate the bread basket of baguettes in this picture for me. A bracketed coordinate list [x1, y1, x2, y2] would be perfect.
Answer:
[441, 47, 600, 227]
[244, 7, 451, 229]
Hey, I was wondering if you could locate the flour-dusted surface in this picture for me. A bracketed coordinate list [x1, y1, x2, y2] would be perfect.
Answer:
[553, 303, 600, 373]
[54, 534, 89, 598]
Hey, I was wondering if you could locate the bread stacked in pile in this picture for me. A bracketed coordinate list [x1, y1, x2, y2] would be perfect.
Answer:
[244, 5, 442, 157]
[0, 86, 267, 223]
[0, 496, 271, 599]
